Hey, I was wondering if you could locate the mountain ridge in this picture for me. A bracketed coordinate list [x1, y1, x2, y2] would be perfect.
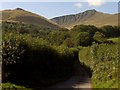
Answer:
[51, 9, 118, 29]
[1, 8, 118, 29]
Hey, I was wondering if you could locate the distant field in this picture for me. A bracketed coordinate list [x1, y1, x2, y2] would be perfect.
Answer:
[107, 37, 120, 43]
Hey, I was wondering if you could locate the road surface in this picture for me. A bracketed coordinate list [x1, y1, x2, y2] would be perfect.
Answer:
[44, 61, 92, 89]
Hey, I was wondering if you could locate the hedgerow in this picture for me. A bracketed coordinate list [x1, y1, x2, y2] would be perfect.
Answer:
[79, 43, 119, 88]
[2, 32, 79, 88]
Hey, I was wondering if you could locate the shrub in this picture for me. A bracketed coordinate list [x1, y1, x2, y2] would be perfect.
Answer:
[2, 32, 79, 88]
[79, 44, 119, 88]
[74, 32, 93, 46]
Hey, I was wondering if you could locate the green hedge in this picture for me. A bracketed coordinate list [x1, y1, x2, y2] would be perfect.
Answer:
[2, 33, 79, 88]
[79, 43, 119, 88]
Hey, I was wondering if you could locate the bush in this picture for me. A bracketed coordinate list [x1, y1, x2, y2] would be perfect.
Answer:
[100, 25, 120, 37]
[74, 32, 93, 46]
[2, 32, 79, 88]
[93, 31, 106, 43]
[79, 44, 119, 88]
[71, 25, 98, 37]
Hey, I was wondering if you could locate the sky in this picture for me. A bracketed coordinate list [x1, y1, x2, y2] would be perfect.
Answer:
[1, 1, 118, 19]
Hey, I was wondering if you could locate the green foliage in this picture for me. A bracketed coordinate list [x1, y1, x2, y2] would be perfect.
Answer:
[48, 30, 70, 45]
[93, 31, 106, 43]
[2, 22, 120, 88]
[71, 25, 98, 37]
[79, 44, 119, 88]
[62, 38, 76, 47]
[2, 33, 26, 65]
[74, 32, 93, 46]
[2, 32, 79, 88]
[3, 22, 120, 46]
[107, 37, 119, 43]
[100, 25, 120, 37]
[1, 83, 31, 90]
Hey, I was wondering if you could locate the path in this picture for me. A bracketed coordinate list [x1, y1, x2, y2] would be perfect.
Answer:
[44, 61, 92, 89]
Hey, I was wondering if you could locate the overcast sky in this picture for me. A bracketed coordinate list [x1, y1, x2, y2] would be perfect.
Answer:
[1, 1, 118, 19]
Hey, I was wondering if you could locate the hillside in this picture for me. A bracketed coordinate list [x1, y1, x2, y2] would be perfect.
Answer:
[1, 8, 60, 30]
[51, 9, 118, 29]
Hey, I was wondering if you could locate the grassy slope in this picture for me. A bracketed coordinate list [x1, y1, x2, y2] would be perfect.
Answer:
[1, 9, 60, 29]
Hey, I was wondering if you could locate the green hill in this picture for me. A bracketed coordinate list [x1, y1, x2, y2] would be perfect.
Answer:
[1, 8, 60, 30]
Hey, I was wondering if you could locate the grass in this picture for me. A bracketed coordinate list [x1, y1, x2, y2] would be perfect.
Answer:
[1, 83, 32, 90]
[1, 9, 60, 30]
[107, 37, 120, 43]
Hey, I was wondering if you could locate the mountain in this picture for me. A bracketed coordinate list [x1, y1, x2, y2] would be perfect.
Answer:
[1, 8, 60, 30]
[51, 9, 118, 29]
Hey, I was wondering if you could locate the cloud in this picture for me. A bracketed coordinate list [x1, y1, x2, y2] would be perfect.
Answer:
[87, 0, 105, 6]
[74, 3, 83, 8]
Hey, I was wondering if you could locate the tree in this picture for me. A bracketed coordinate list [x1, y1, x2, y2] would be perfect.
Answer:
[48, 30, 69, 45]
[74, 32, 92, 46]
[100, 25, 115, 37]
[71, 25, 98, 37]
[93, 31, 106, 43]
[62, 38, 76, 47]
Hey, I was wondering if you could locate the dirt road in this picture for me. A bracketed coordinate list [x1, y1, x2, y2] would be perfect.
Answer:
[46, 62, 92, 89]
[49, 75, 91, 89]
